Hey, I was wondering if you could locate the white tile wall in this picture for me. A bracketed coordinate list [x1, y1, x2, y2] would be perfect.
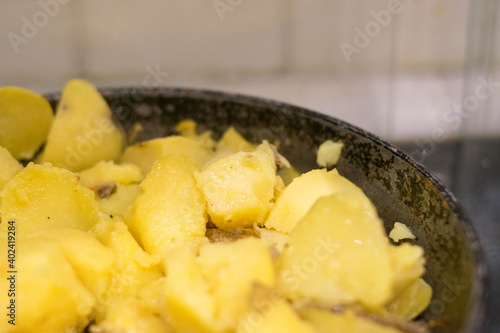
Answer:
[0, 0, 82, 90]
[393, 0, 469, 71]
[83, 0, 288, 80]
[390, 73, 463, 140]
[0, 0, 498, 139]
[289, 0, 395, 74]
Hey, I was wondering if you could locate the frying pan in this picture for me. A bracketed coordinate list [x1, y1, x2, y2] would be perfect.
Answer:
[46, 87, 488, 333]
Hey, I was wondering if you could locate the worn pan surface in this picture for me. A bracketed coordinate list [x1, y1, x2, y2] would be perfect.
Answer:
[46, 87, 488, 333]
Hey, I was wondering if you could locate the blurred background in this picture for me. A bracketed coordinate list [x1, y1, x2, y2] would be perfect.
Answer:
[0, 0, 499, 331]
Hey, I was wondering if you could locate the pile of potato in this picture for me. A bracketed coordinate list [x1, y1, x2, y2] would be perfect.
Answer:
[0, 80, 431, 333]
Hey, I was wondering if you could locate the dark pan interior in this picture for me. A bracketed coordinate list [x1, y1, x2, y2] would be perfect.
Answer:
[46, 87, 488, 333]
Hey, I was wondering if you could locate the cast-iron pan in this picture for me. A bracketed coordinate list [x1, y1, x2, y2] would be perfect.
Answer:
[46, 87, 488, 333]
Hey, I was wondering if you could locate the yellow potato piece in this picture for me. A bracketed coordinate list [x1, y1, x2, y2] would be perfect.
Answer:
[265, 168, 375, 234]
[301, 309, 402, 333]
[131, 154, 207, 254]
[91, 217, 163, 300]
[258, 227, 289, 253]
[93, 298, 172, 333]
[78, 160, 144, 188]
[278, 192, 393, 308]
[386, 278, 432, 320]
[277, 166, 300, 186]
[195, 141, 277, 229]
[164, 244, 221, 333]
[198, 237, 276, 329]
[29, 228, 115, 299]
[215, 126, 254, 158]
[99, 184, 142, 218]
[176, 119, 216, 150]
[388, 243, 426, 294]
[0, 237, 95, 333]
[237, 301, 315, 333]
[121, 136, 214, 176]
[316, 140, 343, 168]
[1, 163, 101, 234]
[0, 147, 23, 191]
[389, 222, 416, 242]
[0, 87, 54, 160]
[40, 79, 125, 171]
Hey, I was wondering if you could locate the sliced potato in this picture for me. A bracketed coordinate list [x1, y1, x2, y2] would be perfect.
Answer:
[198, 237, 276, 329]
[1, 163, 101, 234]
[0, 237, 95, 333]
[277, 166, 300, 186]
[40, 79, 125, 171]
[121, 136, 214, 176]
[28, 229, 115, 299]
[237, 301, 315, 333]
[176, 119, 216, 150]
[215, 126, 254, 158]
[98, 184, 141, 218]
[278, 192, 393, 308]
[389, 222, 416, 242]
[131, 154, 207, 254]
[163, 243, 220, 333]
[265, 169, 375, 234]
[386, 278, 432, 320]
[257, 227, 288, 253]
[91, 217, 163, 299]
[93, 298, 172, 333]
[388, 243, 426, 295]
[301, 309, 402, 333]
[78, 160, 144, 189]
[0, 87, 54, 160]
[316, 140, 343, 168]
[0, 146, 23, 193]
[195, 142, 277, 230]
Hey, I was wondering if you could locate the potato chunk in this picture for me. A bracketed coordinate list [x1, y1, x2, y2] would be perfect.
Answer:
[79, 160, 144, 188]
[0, 147, 23, 209]
[265, 169, 374, 233]
[91, 217, 163, 299]
[30, 229, 115, 299]
[386, 278, 432, 320]
[215, 126, 254, 158]
[301, 309, 402, 333]
[40, 79, 125, 171]
[0, 238, 95, 333]
[164, 238, 275, 332]
[0, 87, 54, 160]
[94, 298, 172, 333]
[316, 140, 343, 168]
[99, 184, 141, 218]
[278, 192, 393, 308]
[1, 163, 101, 234]
[388, 243, 426, 294]
[389, 222, 416, 242]
[237, 301, 315, 333]
[121, 136, 214, 176]
[164, 244, 220, 333]
[131, 154, 207, 254]
[195, 141, 277, 229]
[199, 237, 276, 328]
